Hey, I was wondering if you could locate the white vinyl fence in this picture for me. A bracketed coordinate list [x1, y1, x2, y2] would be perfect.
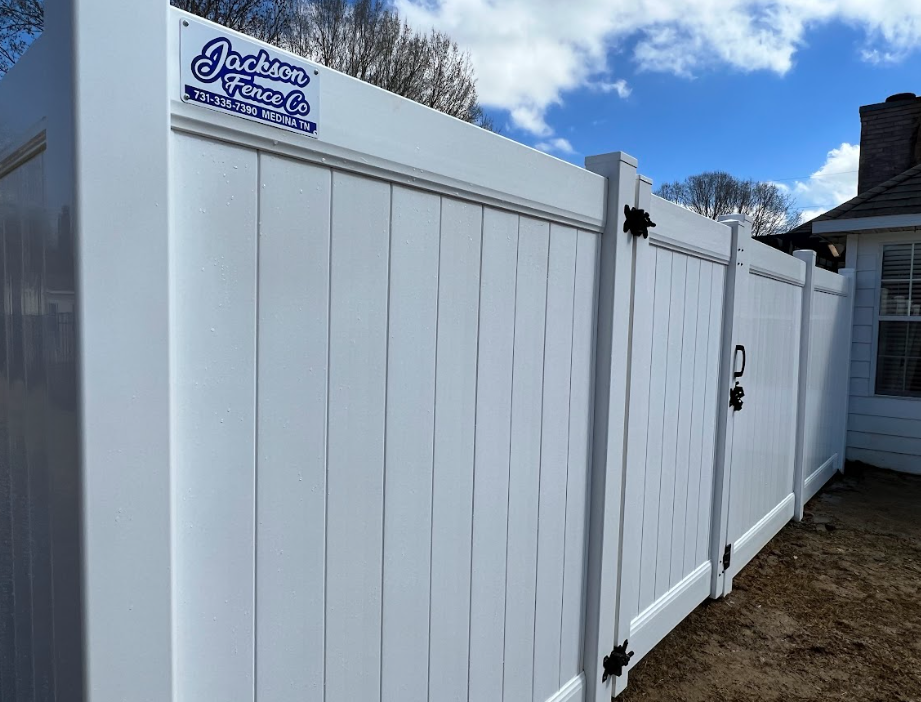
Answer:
[0, 6, 855, 702]
[794, 252, 856, 518]
[718, 238, 805, 594]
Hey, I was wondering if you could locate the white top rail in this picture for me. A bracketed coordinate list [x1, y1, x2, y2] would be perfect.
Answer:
[647, 195, 733, 264]
[167, 8, 606, 231]
[813, 266, 850, 295]
[749, 239, 806, 286]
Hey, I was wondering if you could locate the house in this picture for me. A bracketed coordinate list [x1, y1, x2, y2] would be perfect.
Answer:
[786, 92, 921, 474]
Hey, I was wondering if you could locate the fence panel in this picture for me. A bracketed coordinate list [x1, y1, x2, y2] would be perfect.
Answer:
[720, 241, 804, 591]
[167, 12, 610, 698]
[611, 188, 731, 693]
[793, 252, 856, 519]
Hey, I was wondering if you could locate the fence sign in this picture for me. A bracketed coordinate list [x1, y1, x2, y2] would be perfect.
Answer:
[180, 18, 320, 138]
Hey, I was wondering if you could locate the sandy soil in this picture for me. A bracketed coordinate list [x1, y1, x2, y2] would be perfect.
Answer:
[619, 463, 921, 702]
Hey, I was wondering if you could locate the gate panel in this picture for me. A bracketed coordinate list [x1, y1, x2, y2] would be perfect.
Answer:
[721, 242, 804, 588]
[614, 190, 730, 691]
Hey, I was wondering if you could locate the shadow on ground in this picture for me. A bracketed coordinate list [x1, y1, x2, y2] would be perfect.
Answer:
[619, 463, 921, 702]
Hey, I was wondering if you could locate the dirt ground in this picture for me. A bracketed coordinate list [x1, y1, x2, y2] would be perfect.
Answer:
[619, 463, 921, 702]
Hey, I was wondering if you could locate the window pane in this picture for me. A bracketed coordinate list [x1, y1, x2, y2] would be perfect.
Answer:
[881, 280, 912, 315]
[878, 321, 908, 356]
[882, 243, 913, 278]
[910, 323, 921, 358]
[912, 283, 921, 316]
[876, 356, 906, 394]
[908, 358, 921, 394]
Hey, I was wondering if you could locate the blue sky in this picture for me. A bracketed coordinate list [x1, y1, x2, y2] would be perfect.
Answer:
[398, 0, 921, 220]
[544, 22, 920, 212]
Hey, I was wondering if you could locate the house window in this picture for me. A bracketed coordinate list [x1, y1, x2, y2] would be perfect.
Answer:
[876, 243, 921, 397]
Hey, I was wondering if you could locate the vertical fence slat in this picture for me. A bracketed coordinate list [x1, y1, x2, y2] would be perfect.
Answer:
[255, 155, 330, 702]
[468, 208, 519, 702]
[325, 172, 391, 702]
[381, 186, 441, 702]
[172, 135, 258, 702]
[503, 218, 550, 702]
[696, 263, 724, 568]
[655, 254, 686, 599]
[429, 199, 482, 702]
[559, 230, 599, 682]
[671, 257, 700, 587]
[685, 261, 710, 572]
[638, 249, 671, 612]
[533, 225, 577, 702]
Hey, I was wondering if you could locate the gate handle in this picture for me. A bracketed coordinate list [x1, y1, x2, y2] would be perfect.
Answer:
[733, 344, 746, 379]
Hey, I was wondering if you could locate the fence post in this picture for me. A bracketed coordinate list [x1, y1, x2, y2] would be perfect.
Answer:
[70, 0, 174, 698]
[838, 268, 857, 472]
[792, 250, 817, 521]
[709, 214, 751, 599]
[582, 152, 638, 702]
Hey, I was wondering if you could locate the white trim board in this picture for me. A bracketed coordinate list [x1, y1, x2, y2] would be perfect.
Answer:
[546, 674, 585, 702]
[649, 233, 731, 265]
[726, 494, 795, 586]
[627, 562, 712, 670]
[815, 215, 921, 234]
[750, 265, 806, 288]
[804, 455, 838, 505]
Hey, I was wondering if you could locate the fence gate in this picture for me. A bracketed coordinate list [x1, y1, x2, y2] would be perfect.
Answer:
[711, 229, 805, 595]
[610, 180, 732, 693]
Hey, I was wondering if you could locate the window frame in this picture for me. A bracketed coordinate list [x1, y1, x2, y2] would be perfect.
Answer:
[872, 239, 921, 398]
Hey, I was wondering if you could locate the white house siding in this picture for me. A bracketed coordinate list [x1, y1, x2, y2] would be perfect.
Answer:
[845, 230, 921, 473]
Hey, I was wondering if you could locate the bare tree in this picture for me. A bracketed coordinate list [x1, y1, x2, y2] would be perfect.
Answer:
[0, 0, 290, 74]
[656, 171, 798, 238]
[172, 0, 294, 44]
[0, 0, 492, 128]
[283, 0, 492, 128]
[0, 0, 42, 75]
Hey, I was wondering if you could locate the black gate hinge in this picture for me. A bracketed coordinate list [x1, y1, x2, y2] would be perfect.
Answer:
[602, 640, 634, 682]
[623, 205, 656, 239]
[722, 544, 732, 571]
[729, 382, 744, 411]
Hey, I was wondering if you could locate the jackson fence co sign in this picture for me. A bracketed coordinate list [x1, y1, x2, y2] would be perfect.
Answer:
[180, 17, 320, 138]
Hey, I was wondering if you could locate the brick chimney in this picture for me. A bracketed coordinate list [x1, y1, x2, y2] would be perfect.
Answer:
[858, 92, 921, 193]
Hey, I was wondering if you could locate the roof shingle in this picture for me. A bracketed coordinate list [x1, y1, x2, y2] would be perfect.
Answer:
[788, 161, 921, 237]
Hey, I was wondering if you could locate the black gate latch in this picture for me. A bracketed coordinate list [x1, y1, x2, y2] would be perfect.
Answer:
[729, 344, 746, 411]
[722, 543, 733, 571]
[623, 206, 656, 239]
[729, 383, 744, 411]
[602, 640, 634, 682]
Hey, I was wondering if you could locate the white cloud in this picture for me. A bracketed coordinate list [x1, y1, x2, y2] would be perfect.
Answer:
[861, 48, 903, 64]
[587, 78, 631, 98]
[509, 106, 552, 138]
[534, 138, 576, 155]
[395, 0, 921, 136]
[781, 143, 860, 223]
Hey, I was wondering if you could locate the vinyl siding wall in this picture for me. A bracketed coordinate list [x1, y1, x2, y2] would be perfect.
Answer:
[846, 230, 921, 473]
